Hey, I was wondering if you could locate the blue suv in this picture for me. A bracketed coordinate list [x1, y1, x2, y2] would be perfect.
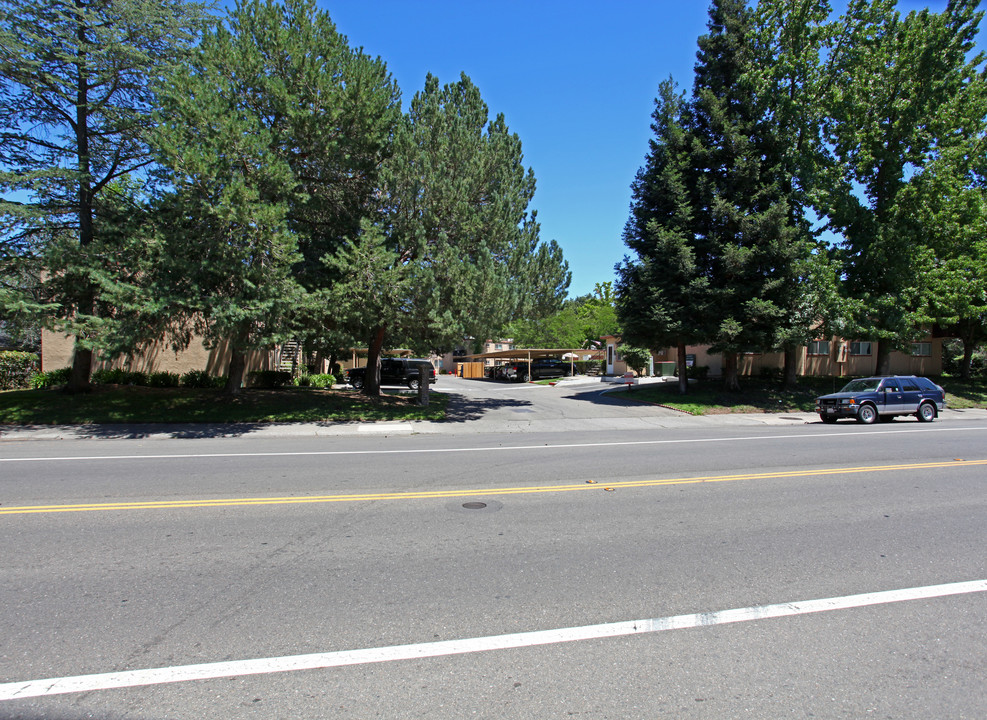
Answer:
[816, 376, 946, 424]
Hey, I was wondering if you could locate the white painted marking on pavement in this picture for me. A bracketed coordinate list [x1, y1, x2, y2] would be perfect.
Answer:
[2, 425, 987, 464]
[1, 579, 983, 701]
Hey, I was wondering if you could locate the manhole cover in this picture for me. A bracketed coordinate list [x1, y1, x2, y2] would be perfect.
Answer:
[462, 502, 488, 510]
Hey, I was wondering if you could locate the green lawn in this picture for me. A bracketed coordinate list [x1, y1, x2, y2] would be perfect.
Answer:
[0, 385, 448, 425]
[3, 375, 983, 425]
[621, 376, 987, 415]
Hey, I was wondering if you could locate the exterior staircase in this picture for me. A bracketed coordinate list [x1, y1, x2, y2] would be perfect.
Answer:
[279, 339, 301, 375]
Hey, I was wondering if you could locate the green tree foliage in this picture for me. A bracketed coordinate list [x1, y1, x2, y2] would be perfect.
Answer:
[688, 0, 810, 391]
[617, 79, 708, 394]
[337, 73, 569, 395]
[509, 282, 619, 349]
[151, 0, 400, 393]
[0, 0, 206, 391]
[818, 0, 985, 373]
[620, 0, 814, 393]
[904, 136, 987, 379]
[748, 0, 844, 387]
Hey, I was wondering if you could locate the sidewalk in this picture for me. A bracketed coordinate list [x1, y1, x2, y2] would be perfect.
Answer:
[1, 407, 980, 442]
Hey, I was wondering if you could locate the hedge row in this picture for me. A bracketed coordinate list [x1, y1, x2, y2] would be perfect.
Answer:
[0, 351, 39, 390]
[30, 368, 228, 390]
[247, 370, 337, 388]
[24, 366, 341, 391]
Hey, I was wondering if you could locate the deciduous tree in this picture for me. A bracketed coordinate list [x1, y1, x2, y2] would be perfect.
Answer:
[818, 0, 985, 373]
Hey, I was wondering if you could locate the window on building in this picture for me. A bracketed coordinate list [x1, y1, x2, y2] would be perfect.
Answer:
[850, 341, 872, 356]
[495, 344, 502, 350]
[911, 342, 931, 357]
[807, 340, 830, 356]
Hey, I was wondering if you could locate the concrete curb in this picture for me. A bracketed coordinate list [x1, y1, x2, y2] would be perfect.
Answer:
[1, 408, 981, 442]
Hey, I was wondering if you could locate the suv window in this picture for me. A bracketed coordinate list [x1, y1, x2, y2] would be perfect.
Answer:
[841, 378, 880, 392]
[881, 380, 900, 392]
[914, 377, 939, 391]
[900, 378, 921, 391]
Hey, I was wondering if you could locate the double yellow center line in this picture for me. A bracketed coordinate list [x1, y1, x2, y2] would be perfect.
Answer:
[2, 459, 983, 516]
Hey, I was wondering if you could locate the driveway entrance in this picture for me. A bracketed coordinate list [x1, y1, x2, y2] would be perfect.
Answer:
[432, 374, 685, 431]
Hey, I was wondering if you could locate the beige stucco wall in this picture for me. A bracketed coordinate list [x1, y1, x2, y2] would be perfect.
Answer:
[41, 329, 273, 376]
[656, 335, 943, 378]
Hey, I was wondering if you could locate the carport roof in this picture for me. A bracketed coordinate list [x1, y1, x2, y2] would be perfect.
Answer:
[464, 348, 604, 361]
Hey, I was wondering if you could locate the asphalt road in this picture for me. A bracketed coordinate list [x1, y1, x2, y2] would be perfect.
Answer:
[1, 381, 985, 719]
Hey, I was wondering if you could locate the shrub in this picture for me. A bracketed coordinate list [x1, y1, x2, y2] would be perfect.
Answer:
[182, 369, 216, 388]
[247, 370, 292, 388]
[93, 368, 149, 386]
[31, 367, 71, 389]
[759, 367, 783, 381]
[687, 364, 709, 380]
[618, 345, 652, 375]
[308, 373, 335, 388]
[291, 373, 335, 388]
[148, 371, 181, 388]
[0, 351, 39, 390]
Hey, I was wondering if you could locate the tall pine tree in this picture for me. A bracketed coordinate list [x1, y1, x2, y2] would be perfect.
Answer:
[617, 79, 710, 395]
[0, 0, 206, 391]
[688, 0, 800, 391]
[151, 0, 400, 393]
[339, 73, 569, 396]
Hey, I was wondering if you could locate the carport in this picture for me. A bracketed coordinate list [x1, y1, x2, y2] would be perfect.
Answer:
[460, 348, 604, 379]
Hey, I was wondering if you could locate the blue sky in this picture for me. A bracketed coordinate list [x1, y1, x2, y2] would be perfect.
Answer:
[320, 1, 984, 299]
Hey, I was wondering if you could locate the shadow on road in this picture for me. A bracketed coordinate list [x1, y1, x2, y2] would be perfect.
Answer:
[440, 394, 533, 423]
[560, 386, 648, 407]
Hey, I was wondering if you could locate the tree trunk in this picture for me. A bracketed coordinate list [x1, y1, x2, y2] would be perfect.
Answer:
[225, 348, 247, 395]
[676, 340, 689, 395]
[67, 18, 95, 395]
[67, 345, 94, 393]
[364, 325, 386, 397]
[960, 338, 974, 380]
[783, 343, 799, 389]
[723, 351, 741, 392]
[874, 341, 892, 375]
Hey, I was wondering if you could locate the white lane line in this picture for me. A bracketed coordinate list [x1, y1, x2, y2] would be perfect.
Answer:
[3, 425, 987, 463]
[2, 579, 984, 701]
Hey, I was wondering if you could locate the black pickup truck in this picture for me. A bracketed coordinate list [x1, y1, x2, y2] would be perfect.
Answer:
[346, 358, 437, 390]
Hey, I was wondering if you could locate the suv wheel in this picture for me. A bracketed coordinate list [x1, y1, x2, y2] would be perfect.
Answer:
[916, 402, 937, 422]
[407, 378, 420, 390]
[856, 404, 878, 424]
[351, 377, 363, 390]
[519, 372, 529, 383]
